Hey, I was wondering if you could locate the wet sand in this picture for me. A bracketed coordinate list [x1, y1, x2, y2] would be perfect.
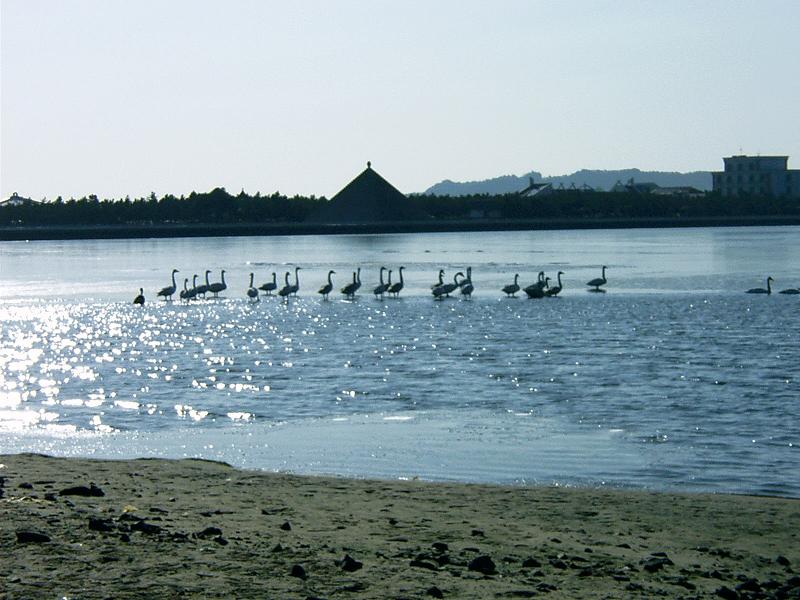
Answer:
[1, 453, 798, 599]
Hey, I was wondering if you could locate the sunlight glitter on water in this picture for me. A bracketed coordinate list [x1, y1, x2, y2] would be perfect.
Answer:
[1, 227, 800, 495]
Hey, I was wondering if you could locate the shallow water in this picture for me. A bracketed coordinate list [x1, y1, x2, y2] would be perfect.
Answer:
[1, 227, 799, 496]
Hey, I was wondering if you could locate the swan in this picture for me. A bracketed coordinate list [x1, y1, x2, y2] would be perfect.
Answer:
[457, 266, 472, 288]
[524, 271, 546, 298]
[431, 269, 445, 289]
[746, 276, 773, 294]
[779, 287, 800, 295]
[157, 269, 179, 301]
[288, 267, 302, 296]
[259, 272, 277, 295]
[341, 271, 358, 299]
[545, 271, 564, 297]
[459, 267, 473, 299]
[354, 267, 362, 293]
[587, 266, 607, 291]
[524, 272, 547, 298]
[246, 273, 259, 302]
[185, 274, 199, 301]
[388, 266, 405, 297]
[433, 272, 464, 299]
[278, 272, 292, 299]
[525, 286, 544, 299]
[502, 274, 520, 297]
[318, 270, 336, 299]
[133, 288, 145, 305]
[179, 278, 190, 301]
[208, 270, 227, 297]
[195, 270, 211, 298]
[373, 266, 390, 298]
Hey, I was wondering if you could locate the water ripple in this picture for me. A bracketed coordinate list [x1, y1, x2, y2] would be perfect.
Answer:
[2, 228, 800, 495]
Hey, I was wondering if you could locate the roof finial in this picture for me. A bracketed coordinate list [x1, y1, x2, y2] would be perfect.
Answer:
[367, 161, 371, 169]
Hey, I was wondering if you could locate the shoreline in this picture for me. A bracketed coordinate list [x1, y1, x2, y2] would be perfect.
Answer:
[2, 454, 798, 599]
[2, 215, 799, 241]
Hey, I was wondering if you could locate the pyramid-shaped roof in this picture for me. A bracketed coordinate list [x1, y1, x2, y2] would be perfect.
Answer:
[307, 162, 428, 224]
[0, 192, 39, 207]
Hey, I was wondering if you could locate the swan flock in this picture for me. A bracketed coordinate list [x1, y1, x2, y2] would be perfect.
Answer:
[138, 266, 798, 303]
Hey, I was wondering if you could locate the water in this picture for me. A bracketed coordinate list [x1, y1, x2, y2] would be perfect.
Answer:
[1, 227, 799, 496]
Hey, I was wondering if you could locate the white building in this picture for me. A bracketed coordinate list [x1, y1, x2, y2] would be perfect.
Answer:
[0, 192, 39, 207]
[712, 155, 800, 198]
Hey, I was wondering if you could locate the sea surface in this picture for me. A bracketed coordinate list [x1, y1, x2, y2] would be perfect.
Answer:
[1, 226, 799, 497]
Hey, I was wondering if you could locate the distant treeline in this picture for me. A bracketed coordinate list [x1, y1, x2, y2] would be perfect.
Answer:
[408, 191, 800, 220]
[0, 188, 325, 226]
[2, 188, 799, 226]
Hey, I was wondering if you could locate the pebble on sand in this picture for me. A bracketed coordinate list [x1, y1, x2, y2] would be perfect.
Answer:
[16, 530, 51, 544]
[88, 517, 115, 533]
[522, 557, 542, 568]
[468, 555, 496, 575]
[339, 554, 363, 572]
[60, 483, 105, 497]
[290, 564, 307, 580]
[195, 526, 223, 539]
[640, 553, 674, 573]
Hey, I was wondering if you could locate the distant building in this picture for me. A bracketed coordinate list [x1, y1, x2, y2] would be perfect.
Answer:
[650, 186, 704, 198]
[518, 176, 596, 197]
[518, 176, 554, 198]
[0, 192, 40, 207]
[610, 178, 659, 194]
[517, 177, 597, 198]
[712, 155, 800, 198]
[606, 178, 703, 197]
[306, 162, 428, 224]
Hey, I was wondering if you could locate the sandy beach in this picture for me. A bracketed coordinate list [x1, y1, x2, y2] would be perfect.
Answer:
[1, 454, 798, 599]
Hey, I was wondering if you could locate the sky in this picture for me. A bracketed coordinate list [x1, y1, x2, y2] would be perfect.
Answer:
[2, 0, 799, 200]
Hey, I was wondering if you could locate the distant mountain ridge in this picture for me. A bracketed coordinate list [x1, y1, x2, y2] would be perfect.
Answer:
[424, 168, 712, 196]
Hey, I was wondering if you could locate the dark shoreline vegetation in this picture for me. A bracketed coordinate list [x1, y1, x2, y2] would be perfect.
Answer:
[2, 187, 799, 240]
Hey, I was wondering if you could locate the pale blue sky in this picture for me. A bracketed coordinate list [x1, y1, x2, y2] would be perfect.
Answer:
[2, 0, 799, 200]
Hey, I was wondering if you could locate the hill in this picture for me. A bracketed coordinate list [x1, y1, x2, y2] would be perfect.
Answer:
[424, 168, 712, 196]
